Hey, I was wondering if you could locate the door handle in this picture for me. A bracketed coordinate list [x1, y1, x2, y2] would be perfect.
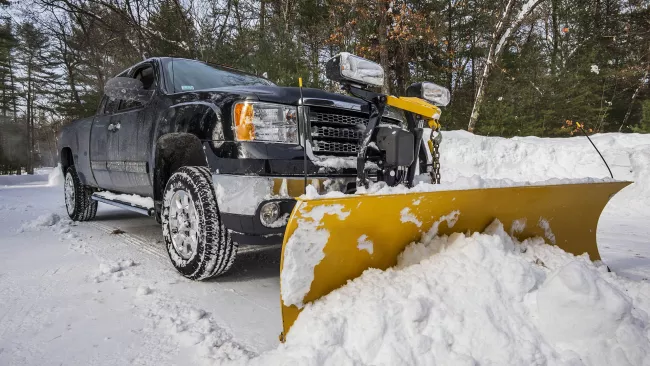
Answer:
[108, 123, 121, 132]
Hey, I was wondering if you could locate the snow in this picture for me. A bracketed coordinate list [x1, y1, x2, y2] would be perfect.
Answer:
[94, 191, 155, 209]
[337, 52, 384, 87]
[214, 175, 273, 215]
[400, 207, 422, 227]
[537, 217, 557, 244]
[280, 204, 350, 308]
[0, 167, 52, 186]
[591, 64, 600, 74]
[312, 155, 379, 172]
[48, 164, 64, 186]
[1, 130, 650, 366]
[0, 180, 279, 365]
[536, 261, 646, 365]
[18, 212, 61, 230]
[239, 220, 650, 366]
[357, 234, 374, 255]
[265, 213, 289, 228]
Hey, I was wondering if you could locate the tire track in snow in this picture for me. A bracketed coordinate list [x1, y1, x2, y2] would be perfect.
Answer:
[85, 222, 168, 262]
[85, 221, 280, 261]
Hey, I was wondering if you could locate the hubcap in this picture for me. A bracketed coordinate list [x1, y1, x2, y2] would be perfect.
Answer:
[64, 173, 75, 214]
[168, 190, 199, 260]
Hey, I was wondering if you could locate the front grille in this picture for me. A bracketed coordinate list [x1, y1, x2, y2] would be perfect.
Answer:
[308, 107, 399, 157]
[312, 126, 364, 140]
[312, 140, 360, 154]
[310, 111, 368, 127]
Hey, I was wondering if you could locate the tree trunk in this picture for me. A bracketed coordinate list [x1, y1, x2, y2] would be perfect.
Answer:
[467, 0, 546, 132]
[447, 0, 454, 92]
[619, 69, 649, 132]
[259, 0, 266, 34]
[551, 0, 559, 72]
[26, 64, 34, 175]
[378, 0, 390, 94]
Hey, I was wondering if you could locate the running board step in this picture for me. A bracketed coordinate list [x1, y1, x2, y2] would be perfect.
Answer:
[91, 193, 155, 217]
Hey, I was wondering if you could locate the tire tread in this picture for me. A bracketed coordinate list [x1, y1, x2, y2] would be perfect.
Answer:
[161, 166, 236, 280]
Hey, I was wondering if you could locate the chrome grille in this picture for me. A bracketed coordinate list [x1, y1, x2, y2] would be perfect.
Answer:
[308, 108, 400, 156]
[310, 112, 368, 127]
[312, 126, 363, 140]
[312, 140, 360, 154]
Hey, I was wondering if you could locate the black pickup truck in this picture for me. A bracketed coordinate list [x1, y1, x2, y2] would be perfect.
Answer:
[59, 55, 448, 280]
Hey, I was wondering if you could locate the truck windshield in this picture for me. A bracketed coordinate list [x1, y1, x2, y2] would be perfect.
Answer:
[166, 59, 273, 92]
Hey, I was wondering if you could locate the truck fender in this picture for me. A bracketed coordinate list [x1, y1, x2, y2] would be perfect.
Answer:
[153, 133, 208, 203]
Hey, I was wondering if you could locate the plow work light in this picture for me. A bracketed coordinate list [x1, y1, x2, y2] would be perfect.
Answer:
[325, 52, 385, 88]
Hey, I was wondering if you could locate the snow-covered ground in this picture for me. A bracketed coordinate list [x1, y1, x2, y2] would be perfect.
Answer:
[1, 131, 649, 365]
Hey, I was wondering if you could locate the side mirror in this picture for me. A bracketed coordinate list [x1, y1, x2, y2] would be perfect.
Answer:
[325, 52, 384, 88]
[104, 77, 152, 103]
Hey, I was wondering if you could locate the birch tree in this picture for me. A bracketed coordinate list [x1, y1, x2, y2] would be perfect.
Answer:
[467, 0, 546, 132]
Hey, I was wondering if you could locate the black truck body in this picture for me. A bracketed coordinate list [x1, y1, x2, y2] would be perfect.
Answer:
[59, 57, 413, 246]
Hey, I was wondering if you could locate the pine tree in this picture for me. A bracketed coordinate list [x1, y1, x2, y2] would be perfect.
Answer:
[15, 21, 60, 173]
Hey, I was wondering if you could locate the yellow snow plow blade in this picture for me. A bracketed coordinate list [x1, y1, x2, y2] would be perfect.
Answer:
[279, 181, 630, 339]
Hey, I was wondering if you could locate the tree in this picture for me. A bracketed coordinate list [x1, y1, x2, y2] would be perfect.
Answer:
[467, 0, 547, 132]
[15, 21, 60, 173]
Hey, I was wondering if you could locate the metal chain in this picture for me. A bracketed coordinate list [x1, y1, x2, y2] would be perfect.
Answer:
[432, 138, 441, 184]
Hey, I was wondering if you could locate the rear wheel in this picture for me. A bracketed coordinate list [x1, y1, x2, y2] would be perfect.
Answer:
[161, 166, 237, 280]
[64, 166, 98, 221]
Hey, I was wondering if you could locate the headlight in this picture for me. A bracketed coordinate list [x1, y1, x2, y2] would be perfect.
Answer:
[383, 106, 406, 126]
[406, 82, 451, 107]
[233, 102, 298, 143]
[325, 52, 384, 88]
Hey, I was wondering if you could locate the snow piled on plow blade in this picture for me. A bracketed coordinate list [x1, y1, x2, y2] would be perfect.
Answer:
[278, 181, 629, 335]
[238, 219, 650, 366]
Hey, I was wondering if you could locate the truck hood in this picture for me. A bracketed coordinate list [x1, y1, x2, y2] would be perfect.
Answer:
[201, 85, 368, 112]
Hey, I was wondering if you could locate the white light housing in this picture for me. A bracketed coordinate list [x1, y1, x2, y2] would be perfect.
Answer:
[260, 202, 280, 227]
[233, 102, 298, 143]
[325, 52, 384, 87]
[407, 82, 451, 107]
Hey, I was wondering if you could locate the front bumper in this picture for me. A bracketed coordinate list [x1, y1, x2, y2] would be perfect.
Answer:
[213, 174, 355, 245]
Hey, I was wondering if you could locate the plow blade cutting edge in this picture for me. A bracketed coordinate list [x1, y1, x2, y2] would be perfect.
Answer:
[279, 181, 630, 338]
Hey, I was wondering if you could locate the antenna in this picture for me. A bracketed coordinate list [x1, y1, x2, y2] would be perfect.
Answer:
[576, 122, 613, 179]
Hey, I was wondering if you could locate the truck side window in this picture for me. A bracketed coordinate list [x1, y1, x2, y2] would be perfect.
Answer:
[119, 63, 155, 111]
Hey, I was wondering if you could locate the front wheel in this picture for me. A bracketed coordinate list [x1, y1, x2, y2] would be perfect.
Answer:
[161, 166, 237, 280]
[64, 166, 98, 221]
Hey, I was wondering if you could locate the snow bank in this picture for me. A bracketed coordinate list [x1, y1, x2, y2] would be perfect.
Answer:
[17, 213, 67, 233]
[440, 131, 650, 215]
[0, 165, 62, 187]
[0, 170, 49, 186]
[241, 132, 650, 366]
[240, 220, 650, 365]
[307, 132, 650, 214]
[142, 299, 252, 363]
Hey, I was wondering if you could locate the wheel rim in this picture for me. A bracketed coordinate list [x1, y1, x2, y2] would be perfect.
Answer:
[64, 173, 75, 214]
[168, 189, 200, 260]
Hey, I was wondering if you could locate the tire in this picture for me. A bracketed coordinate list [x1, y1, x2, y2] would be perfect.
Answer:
[64, 166, 98, 221]
[161, 166, 237, 280]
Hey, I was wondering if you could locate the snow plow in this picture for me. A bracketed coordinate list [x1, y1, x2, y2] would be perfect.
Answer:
[278, 53, 631, 339]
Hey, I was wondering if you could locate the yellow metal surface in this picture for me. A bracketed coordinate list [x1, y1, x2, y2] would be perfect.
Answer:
[386, 95, 441, 119]
[279, 181, 630, 338]
[428, 119, 441, 130]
